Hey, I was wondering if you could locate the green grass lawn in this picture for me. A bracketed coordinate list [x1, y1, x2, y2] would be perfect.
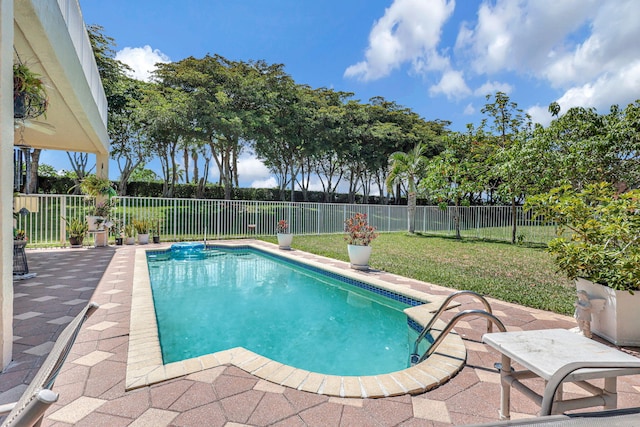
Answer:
[261, 232, 576, 316]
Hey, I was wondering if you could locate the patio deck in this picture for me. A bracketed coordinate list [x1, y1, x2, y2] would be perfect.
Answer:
[1, 241, 639, 426]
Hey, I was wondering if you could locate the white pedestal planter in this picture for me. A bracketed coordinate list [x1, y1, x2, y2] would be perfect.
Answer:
[277, 233, 293, 249]
[124, 237, 135, 245]
[347, 244, 372, 270]
[137, 233, 150, 245]
[575, 278, 640, 346]
[86, 215, 104, 231]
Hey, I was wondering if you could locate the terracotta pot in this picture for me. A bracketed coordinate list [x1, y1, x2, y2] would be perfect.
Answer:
[69, 236, 84, 247]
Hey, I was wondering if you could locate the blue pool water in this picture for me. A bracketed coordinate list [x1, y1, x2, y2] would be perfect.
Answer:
[147, 245, 424, 376]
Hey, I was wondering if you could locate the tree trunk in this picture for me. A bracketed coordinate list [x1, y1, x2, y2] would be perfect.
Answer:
[192, 150, 199, 184]
[183, 147, 190, 183]
[407, 191, 416, 234]
[28, 148, 41, 194]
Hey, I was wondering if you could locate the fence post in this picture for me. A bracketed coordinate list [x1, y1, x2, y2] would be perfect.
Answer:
[172, 198, 177, 241]
[60, 196, 67, 246]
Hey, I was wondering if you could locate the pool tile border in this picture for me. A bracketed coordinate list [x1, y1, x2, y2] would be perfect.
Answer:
[126, 241, 466, 398]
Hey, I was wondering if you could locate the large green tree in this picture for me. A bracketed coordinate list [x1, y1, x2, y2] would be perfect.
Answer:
[481, 92, 531, 243]
[138, 85, 190, 197]
[156, 55, 276, 199]
[87, 24, 153, 196]
[421, 126, 486, 238]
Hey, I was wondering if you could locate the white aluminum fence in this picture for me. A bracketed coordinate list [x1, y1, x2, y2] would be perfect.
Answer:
[12, 194, 556, 247]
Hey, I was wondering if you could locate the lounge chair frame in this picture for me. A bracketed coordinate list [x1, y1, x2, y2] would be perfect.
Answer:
[0, 302, 99, 427]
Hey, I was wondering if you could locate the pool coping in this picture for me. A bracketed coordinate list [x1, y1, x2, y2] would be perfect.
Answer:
[125, 240, 466, 398]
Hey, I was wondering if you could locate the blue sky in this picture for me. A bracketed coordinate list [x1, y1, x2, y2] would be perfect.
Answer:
[43, 0, 640, 188]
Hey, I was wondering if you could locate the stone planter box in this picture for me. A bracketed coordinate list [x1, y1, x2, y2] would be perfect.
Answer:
[575, 278, 640, 346]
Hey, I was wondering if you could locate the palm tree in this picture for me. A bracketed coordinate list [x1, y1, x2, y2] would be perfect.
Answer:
[386, 143, 428, 233]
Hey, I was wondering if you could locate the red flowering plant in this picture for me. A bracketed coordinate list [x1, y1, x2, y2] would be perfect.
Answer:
[344, 213, 378, 246]
[276, 219, 289, 234]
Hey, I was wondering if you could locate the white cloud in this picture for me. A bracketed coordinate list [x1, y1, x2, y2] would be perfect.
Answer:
[474, 81, 513, 97]
[344, 0, 455, 81]
[463, 103, 475, 115]
[429, 70, 471, 99]
[456, 1, 640, 108]
[237, 155, 272, 184]
[455, 0, 598, 76]
[542, 1, 640, 88]
[250, 177, 277, 189]
[555, 61, 640, 111]
[115, 45, 170, 82]
[527, 104, 553, 127]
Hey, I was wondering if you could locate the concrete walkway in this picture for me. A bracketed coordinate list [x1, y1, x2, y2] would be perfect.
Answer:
[1, 242, 639, 426]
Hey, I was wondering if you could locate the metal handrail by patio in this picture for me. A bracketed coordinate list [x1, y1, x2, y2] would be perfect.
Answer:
[409, 290, 494, 365]
[413, 309, 507, 365]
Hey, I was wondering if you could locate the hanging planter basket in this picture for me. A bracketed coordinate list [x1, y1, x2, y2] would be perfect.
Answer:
[13, 63, 48, 120]
[14, 91, 48, 119]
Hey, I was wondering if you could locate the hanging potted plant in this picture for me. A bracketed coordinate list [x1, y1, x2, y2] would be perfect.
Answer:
[526, 183, 640, 345]
[344, 213, 378, 270]
[13, 63, 48, 119]
[276, 219, 293, 249]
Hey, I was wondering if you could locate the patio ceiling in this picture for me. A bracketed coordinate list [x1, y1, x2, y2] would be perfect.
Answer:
[12, 0, 108, 155]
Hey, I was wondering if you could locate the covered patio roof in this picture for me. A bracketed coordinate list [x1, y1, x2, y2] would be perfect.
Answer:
[1, 0, 109, 370]
[12, 0, 108, 154]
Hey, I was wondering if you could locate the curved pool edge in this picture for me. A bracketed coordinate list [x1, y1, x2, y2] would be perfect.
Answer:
[125, 241, 467, 398]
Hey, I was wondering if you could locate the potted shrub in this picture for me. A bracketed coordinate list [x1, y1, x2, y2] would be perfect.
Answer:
[80, 175, 116, 232]
[344, 213, 378, 270]
[111, 219, 123, 245]
[13, 63, 48, 119]
[133, 219, 151, 244]
[276, 219, 293, 249]
[124, 224, 136, 245]
[152, 218, 161, 244]
[63, 217, 88, 247]
[526, 183, 640, 345]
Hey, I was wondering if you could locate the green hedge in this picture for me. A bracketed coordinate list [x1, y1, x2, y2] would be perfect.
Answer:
[37, 176, 405, 204]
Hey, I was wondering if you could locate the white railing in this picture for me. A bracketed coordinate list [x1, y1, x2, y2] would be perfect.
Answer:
[57, 0, 108, 125]
[12, 195, 557, 247]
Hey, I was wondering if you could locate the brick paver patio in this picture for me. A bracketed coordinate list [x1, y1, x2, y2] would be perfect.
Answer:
[1, 242, 638, 426]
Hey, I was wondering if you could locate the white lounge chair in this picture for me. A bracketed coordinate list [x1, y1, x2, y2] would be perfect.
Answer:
[0, 302, 99, 427]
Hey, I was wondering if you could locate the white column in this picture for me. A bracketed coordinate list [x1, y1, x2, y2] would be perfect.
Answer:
[96, 152, 109, 180]
[95, 152, 109, 247]
[0, 0, 15, 370]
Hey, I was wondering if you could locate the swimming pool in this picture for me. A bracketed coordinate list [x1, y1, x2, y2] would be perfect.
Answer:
[147, 244, 426, 376]
[126, 241, 467, 398]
